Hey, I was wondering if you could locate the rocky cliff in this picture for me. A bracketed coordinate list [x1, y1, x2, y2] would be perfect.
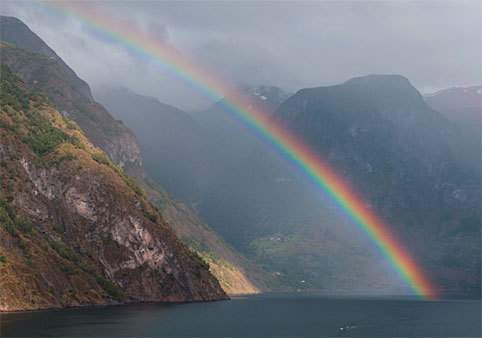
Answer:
[95, 87, 275, 294]
[0, 64, 227, 311]
[0, 16, 265, 295]
[123, 163, 270, 294]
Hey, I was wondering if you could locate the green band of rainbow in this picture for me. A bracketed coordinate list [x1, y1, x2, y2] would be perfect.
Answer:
[38, 0, 437, 299]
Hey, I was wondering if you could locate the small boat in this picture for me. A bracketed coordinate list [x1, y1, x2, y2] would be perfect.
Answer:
[339, 324, 358, 332]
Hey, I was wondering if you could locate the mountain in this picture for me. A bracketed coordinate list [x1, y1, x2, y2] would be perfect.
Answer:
[424, 86, 482, 132]
[197, 75, 481, 292]
[96, 85, 290, 209]
[0, 16, 268, 295]
[194, 85, 291, 129]
[97, 74, 480, 293]
[0, 17, 141, 167]
[0, 16, 92, 99]
[95, 87, 274, 294]
[94, 87, 209, 201]
[0, 64, 227, 311]
[5, 14, 478, 295]
[193, 85, 290, 189]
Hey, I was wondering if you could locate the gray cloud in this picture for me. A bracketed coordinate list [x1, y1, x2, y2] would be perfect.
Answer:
[1, 0, 480, 111]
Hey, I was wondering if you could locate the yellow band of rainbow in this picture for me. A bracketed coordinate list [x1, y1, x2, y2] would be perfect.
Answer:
[37, 0, 438, 299]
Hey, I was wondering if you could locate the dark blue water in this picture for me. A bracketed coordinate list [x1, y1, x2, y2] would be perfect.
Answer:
[1, 292, 480, 337]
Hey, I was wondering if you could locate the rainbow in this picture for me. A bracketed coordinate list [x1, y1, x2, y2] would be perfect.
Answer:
[38, 1, 437, 299]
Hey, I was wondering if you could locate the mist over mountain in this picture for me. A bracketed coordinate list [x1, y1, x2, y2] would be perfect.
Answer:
[95, 74, 481, 293]
[1, 1, 480, 313]
[1, 1, 481, 335]
[181, 75, 481, 292]
[281, 76, 480, 291]
[2, 1, 480, 111]
[194, 85, 290, 170]
[95, 87, 209, 200]
[0, 16, 92, 99]
[424, 86, 482, 133]
[0, 16, 142, 168]
[1, 16, 279, 310]
[95, 85, 291, 206]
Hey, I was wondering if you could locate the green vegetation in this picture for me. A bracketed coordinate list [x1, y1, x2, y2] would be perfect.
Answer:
[62, 115, 80, 130]
[73, 100, 99, 122]
[77, 261, 96, 274]
[101, 124, 117, 136]
[0, 42, 53, 79]
[53, 224, 63, 234]
[22, 110, 70, 155]
[95, 275, 125, 302]
[248, 233, 319, 289]
[61, 265, 78, 276]
[49, 240, 79, 263]
[142, 209, 158, 223]
[91, 152, 145, 198]
[0, 50, 228, 308]
[181, 237, 229, 268]
[185, 245, 210, 271]
[0, 63, 39, 112]
[50, 239, 97, 276]
[0, 194, 33, 236]
[31, 64, 50, 89]
[1, 63, 82, 158]
[91, 152, 110, 166]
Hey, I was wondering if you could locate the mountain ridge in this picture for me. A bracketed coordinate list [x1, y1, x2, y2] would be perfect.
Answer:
[0, 16, 93, 100]
[1, 16, 268, 295]
[0, 64, 227, 311]
[424, 85, 481, 133]
[95, 86, 275, 294]
[193, 74, 480, 292]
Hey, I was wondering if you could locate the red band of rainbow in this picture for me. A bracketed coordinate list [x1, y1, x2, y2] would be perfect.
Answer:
[37, 0, 438, 299]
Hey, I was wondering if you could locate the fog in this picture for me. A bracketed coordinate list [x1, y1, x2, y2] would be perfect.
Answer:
[1, 0, 480, 111]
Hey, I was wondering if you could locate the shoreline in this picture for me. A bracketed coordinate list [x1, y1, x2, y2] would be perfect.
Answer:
[0, 296, 231, 314]
[2, 288, 480, 314]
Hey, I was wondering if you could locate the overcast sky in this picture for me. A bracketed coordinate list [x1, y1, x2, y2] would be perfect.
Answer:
[1, 0, 481, 111]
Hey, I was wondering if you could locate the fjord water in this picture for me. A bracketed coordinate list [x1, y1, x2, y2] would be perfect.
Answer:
[1, 293, 480, 337]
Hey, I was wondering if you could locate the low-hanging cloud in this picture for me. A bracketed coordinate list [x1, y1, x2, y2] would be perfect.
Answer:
[1, 0, 480, 111]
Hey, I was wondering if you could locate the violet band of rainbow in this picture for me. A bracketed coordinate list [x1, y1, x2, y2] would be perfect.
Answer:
[37, 0, 438, 299]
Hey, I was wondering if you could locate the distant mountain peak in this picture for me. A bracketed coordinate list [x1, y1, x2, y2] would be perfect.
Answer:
[286, 74, 427, 124]
[0, 15, 93, 100]
[240, 84, 288, 98]
[343, 74, 414, 90]
[0, 15, 22, 23]
[424, 85, 482, 98]
[424, 85, 482, 132]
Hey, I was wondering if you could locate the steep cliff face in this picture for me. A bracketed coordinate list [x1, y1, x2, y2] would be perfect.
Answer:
[96, 87, 275, 294]
[0, 17, 142, 167]
[0, 65, 227, 311]
[1, 16, 267, 295]
[123, 164, 270, 294]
